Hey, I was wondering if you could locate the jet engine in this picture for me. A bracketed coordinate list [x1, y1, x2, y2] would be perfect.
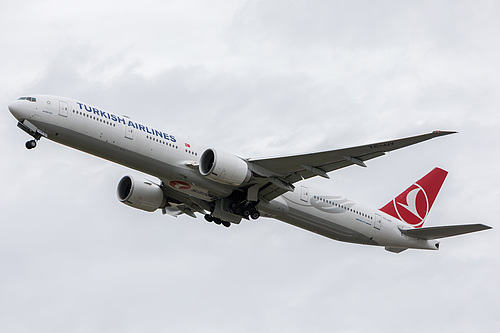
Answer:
[116, 175, 166, 212]
[199, 148, 251, 186]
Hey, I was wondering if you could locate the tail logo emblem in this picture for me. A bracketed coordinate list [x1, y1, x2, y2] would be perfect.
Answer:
[393, 184, 429, 227]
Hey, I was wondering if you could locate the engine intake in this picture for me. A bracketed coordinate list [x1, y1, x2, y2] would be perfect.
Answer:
[199, 148, 251, 186]
[117, 175, 166, 212]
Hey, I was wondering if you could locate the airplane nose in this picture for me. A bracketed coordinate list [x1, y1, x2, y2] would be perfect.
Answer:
[8, 100, 19, 116]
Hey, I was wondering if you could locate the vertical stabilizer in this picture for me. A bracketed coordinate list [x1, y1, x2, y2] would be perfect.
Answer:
[380, 168, 448, 228]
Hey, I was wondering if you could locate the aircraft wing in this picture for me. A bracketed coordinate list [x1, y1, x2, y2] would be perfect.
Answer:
[249, 130, 456, 201]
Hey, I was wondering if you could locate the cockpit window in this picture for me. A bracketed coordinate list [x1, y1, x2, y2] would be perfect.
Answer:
[18, 97, 36, 102]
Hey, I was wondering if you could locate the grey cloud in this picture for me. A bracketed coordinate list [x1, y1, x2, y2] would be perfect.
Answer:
[1, 1, 499, 332]
[230, 0, 500, 51]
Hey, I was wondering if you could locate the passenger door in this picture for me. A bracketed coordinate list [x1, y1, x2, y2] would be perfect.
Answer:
[374, 214, 382, 230]
[300, 186, 309, 202]
[59, 101, 69, 117]
[125, 125, 133, 139]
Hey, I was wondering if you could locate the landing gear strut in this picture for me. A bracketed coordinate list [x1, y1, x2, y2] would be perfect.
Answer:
[25, 140, 37, 149]
[17, 120, 44, 150]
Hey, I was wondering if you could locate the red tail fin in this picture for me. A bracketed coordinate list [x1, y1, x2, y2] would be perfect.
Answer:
[380, 167, 448, 228]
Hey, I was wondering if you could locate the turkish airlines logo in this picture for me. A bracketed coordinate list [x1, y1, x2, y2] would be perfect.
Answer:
[393, 184, 429, 227]
[168, 180, 192, 190]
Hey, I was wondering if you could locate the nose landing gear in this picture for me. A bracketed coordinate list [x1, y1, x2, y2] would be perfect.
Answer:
[17, 120, 46, 150]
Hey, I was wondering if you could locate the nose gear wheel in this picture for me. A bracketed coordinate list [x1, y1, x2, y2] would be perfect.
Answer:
[25, 140, 37, 149]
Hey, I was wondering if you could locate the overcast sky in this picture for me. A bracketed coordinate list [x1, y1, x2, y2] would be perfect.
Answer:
[1, 1, 499, 332]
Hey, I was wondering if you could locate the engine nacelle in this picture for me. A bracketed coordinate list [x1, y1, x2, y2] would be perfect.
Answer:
[116, 175, 166, 212]
[199, 148, 251, 186]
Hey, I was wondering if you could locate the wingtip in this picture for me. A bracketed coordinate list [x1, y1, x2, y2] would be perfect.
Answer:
[466, 223, 492, 232]
[433, 130, 458, 135]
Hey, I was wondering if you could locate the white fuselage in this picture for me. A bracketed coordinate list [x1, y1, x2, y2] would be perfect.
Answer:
[8, 95, 439, 250]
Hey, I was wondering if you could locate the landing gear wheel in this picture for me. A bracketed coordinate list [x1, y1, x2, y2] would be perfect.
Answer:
[25, 140, 37, 149]
[221, 220, 231, 228]
[250, 210, 260, 220]
[204, 214, 213, 222]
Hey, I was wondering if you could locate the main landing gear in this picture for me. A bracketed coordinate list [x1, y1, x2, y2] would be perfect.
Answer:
[25, 140, 37, 150]
[204, 190, 261, 228]
[232, 203, 260, 220]
[204, 214, 231, 227]
[204, 202, 260, 228]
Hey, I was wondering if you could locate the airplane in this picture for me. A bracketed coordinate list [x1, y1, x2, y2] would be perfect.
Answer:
[8, 95, 491, 253]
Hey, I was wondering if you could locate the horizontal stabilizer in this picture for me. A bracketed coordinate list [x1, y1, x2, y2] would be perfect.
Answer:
[400, 224, 492, 240]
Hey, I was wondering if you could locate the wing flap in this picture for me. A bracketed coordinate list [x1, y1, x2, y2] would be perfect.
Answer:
[400, 224, 492, 240]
